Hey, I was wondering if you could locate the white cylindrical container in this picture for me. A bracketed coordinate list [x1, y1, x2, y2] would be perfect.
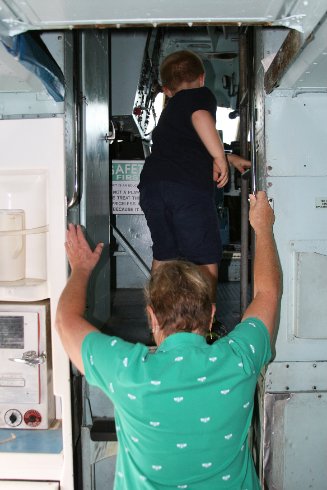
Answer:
[0, 209, 26, 281]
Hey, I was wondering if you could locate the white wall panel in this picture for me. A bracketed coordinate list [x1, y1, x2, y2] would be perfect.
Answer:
[265, 94, 327, 177]
[0, 118, 73, 488]
[263, 392, 327, 490]
[267, 176, 327, 361]
[264, 90, 327, 362]
[0, 483, 59, 489]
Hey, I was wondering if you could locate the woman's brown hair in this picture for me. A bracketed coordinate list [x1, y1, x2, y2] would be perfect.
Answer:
[145, 260, 212, 336]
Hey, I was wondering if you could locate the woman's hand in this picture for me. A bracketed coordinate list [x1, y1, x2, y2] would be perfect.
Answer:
[65, 224, 104, 276]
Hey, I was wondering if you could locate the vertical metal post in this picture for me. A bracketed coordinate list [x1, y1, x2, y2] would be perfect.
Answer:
[65, 31, 81, 225]
[79, 29, 111, 327]
[248, 29, 257, 197]
[239, 28, 250, 316]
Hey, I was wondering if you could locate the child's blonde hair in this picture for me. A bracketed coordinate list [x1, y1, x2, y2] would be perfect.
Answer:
[145, 260, 212, 336]
[160, 50, 205, 92]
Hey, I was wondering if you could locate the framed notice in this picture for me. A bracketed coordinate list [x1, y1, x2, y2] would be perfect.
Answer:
[112, 160, 144, 214]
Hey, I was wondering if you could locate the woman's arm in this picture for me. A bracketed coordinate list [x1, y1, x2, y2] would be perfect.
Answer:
[55, 224, 103, 373]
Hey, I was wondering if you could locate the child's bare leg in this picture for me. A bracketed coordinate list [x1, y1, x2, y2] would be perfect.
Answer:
[199, 263, 228, 338]
[198, 263, 218, 304]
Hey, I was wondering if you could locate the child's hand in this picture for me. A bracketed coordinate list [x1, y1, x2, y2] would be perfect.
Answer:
[227, 154, 251, 174]
[213, 157, 229, 188]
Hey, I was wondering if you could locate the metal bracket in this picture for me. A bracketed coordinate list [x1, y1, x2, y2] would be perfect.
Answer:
[102, 120, 116, 144]
[9, 350, 46, 367]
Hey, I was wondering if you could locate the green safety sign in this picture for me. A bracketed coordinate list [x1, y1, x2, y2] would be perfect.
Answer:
[112, 161, 144, 182]
[112, 161, 144, 214]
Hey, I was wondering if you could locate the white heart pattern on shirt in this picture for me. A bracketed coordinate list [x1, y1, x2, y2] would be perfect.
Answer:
[123, 357, 128, 367]
[111, 339, 117, 346]
[202, 462, 212, 468]
[176, 443, 187, 449]
[197, 376, 207, 382]
[173, 396, 184, 403]
[224, 433, 233, 440]
[243, 401, 250, 408]
[175, 356, 184, 362]
[220, 389, 230, 395]
[152, 465, 162, 471]
[222, 475, 231, 481]
[200, 417, 210, 423]
[150, 421, 160, 427]
[209, 357, 217, 362]
[128, 393, 136, 400]
[131, 436, 139, 443]
[150, 380, 161, 385]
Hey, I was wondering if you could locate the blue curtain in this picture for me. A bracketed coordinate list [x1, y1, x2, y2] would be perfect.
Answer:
[1, 31, 65, 102]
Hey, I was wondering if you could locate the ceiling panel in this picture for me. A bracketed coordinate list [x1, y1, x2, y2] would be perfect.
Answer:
[1, 0, 292, 34]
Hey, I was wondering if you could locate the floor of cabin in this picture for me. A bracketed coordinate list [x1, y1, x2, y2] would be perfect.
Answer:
[104, 281, 244, 345]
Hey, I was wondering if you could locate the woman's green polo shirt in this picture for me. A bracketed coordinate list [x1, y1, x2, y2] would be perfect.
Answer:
[82, 317, 271, 489]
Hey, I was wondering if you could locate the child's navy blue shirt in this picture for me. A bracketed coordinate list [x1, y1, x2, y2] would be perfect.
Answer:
[139, 86, 217, 192]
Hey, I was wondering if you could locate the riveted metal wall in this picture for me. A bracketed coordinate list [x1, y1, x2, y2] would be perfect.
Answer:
[263, 390, 327, 489]
[259, 18, 327, 488]
[265, 93, 327, 363]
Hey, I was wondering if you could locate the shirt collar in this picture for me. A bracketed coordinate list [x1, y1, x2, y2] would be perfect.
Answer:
[157, 332, 208, 352]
